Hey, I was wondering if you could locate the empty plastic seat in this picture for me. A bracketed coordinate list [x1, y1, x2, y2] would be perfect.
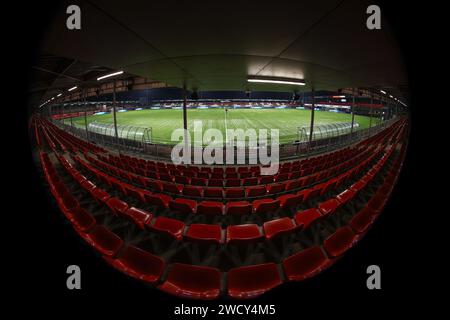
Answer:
[58, 189, 79, 216]
[336, 189, 356, 205]
[318, 198, 340, 216]
[246, 186, 267, 197]
[149, 216, 185, 240]
[208, 179, 223, 187]
[90, 187, 111, 204]
[69, 206, 96, 232]
[162, 182, 182, 195]
[225, 178, 240, 187]
[196, 201, 224, 215]
[226, 224, 263, 244]
[182, 185, 203, 197]
[81, 226, 123, 257]
[367, 193, 387, 215]
[124, 207, 152, 230]
[225, 188, 245, 198]
[159, 263, 221, 299]
[105, 245, 164, 284]
[191, 177, 207, 186]
[253, 198, 280, 215]
[227, 263, 282, 299]
[303, 183, 323, 202]
[144, 193, 172, 209]
[185, 224, 222, 244]
[243, 177, 258, 186]
[169, 198, 197, 215]
[349, 207, 374, 234]
[278, 194, 301, 210]
[285, 180, 301, 191]
[106, 197, 129, 216]
[283, 246, 331, 281]
[323, 226, 357, 257]
[174, 175, 190, 184]
[204, 188, 223, 198]
[294, 208, 322, 229]
[263, 217, 296, 240]
[124, 185, 146, 203]
[226, 173, 239, 179]
[267, 183, 286, 194]
[226, 201, 252, 215]
[80, 180, 96, 192]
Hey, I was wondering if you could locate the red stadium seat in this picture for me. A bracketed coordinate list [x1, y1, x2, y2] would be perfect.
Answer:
[185, 224, 222, 244]
[90, 187, 111, 204]
[226, 201, 252, 215]
[285, 180, 301, 191]
[225, 179, 240, 187]
[169, 198, 197, 215]
[367, 193, 387, 215]
[144, 193, 172, 209]
[182, 185, 203, 197]
[191, 177, 207, 186]
[58, 189, 79, 216]
[336, 189, 356, 205]
[227, 263, 282, 299]
[263, 217, 296, 240]
[318, 198, 340, 216]
[246, 186, 267, 197]
[124, 207, 152, 230]
[162, 182, 182, 195]
[294, 208, 322, 229]
[204, 188, 223, 198]
[278, 194, 301, 210]
[105, 245, 164, 284]
[80, 180, 96, 192]
[124, 185, 146, 203]
[226, 224, 263, 244]
[80, 226, 123, 257]
[174, 175, 190, 185]
[323, 226, 357, 257]
[148, 216, 185, 240]
[208, 179, 223, 187]
[253, 198, 280, 215]
[349, 207, 374, 234]
[225, 188, 245, 198]
[243, 177, 258, 186]
[197, 201, 224, 215]
[106, 197, 129, 216]
[283, 246, 331, 281]
[267, 183, 286, 194]
[159, 263, 221, 299]
[69, 206, 96, 232]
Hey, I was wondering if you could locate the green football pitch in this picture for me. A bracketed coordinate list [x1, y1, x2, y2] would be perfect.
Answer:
[70, 108, 379, 145]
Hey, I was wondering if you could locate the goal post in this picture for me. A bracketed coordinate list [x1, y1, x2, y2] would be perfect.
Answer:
[297, 122, 359, 142]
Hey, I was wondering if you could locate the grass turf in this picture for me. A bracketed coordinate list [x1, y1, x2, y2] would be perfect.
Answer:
[70, 108, 380, 145]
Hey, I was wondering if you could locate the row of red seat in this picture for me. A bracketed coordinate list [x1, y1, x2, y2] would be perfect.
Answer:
[37, 118, 105, 154]
[38, 124, 406, 299]
[52, 117, 404, 245]
[88, 146, 376, 191]
[36, 115, 407, 299]
[72, 149, 382, 217]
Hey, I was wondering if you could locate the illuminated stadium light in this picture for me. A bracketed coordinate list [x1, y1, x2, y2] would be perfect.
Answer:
[97, 70, 124, 81]
[389, 95, 393, 98]
[57, 93, 62, 97]
[380, 90, 386, 94]
[68, 86, 78, 92]
[247, 76, 305, 86]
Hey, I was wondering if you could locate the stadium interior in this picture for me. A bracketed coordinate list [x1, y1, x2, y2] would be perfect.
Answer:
[28, 0, 409, 299]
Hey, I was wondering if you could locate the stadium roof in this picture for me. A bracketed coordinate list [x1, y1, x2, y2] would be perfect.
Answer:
[31, 0, 408, 106]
